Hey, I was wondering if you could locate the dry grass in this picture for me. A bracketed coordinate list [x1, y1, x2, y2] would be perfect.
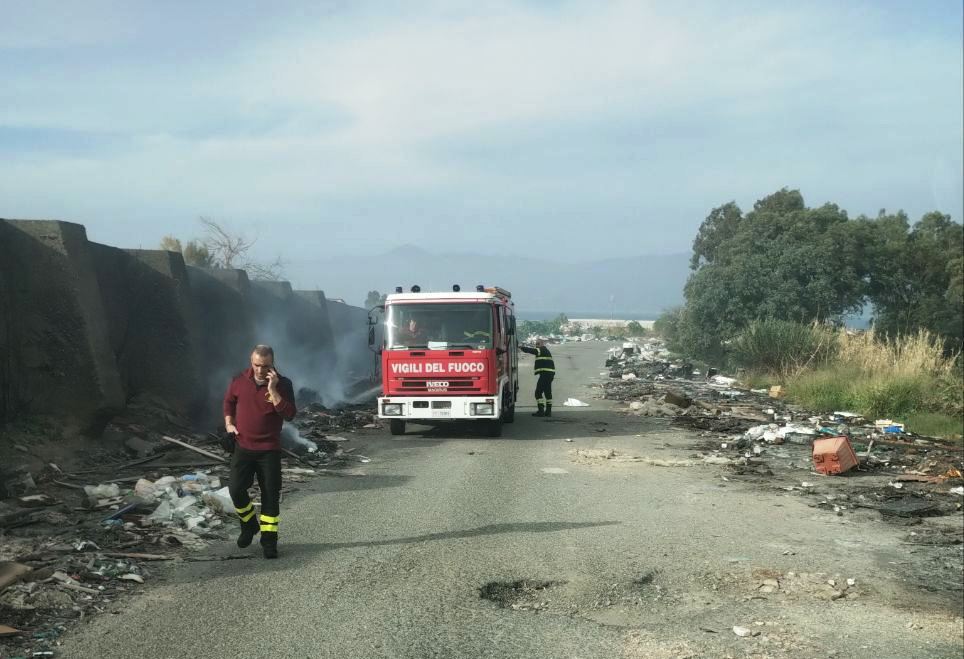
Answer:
[834, 329, 956, 379]
[734, 323, 961, 435]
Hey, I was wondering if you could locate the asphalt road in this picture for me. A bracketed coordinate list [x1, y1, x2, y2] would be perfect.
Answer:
[63, 343, 963, 659]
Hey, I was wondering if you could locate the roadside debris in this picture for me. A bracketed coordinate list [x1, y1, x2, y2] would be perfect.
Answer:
[600, 338, 961, 472]
[0, 398, 379, 658]
[563, 398, 590, 407]
[596, 336, 963, 538]
[812, 436, 859, 475]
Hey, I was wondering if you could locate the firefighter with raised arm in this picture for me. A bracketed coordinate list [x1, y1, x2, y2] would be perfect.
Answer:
[519, 339, 555, 417]
[223, 344, 296, 559]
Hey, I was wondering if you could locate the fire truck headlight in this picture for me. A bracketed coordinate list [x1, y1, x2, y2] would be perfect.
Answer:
[472, 403, 495, 416]
[382, 403, 403, 416]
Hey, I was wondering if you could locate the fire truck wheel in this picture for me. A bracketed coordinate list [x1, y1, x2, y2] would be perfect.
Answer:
[485, 418, 503, 438]
[503, 403, 515, 423]
[389, 419, 406, 436]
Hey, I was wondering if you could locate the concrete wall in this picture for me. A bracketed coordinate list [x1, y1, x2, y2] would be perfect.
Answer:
[0, 219, 370, 435]
[91, 244, 205, 419]
[184, 266, 257, 426]
[0, 220, 124, 433]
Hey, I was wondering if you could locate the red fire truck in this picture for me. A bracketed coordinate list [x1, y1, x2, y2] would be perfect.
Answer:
[372, 285, 519, 437]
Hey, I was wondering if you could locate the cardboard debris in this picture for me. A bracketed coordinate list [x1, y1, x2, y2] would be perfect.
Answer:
[0, 562, 33, 590]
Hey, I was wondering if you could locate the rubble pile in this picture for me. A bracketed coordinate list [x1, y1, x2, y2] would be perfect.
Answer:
[1, 400, 377, 656]
[298, 403, 381, 437]
[0, 467, 230, 656]
[600, 338, 964, 494]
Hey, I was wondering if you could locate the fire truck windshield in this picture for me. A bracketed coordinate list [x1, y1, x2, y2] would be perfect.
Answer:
[387, 303, 494, 349]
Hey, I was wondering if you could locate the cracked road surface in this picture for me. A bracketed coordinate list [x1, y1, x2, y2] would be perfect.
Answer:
[63, 343, 963, 658]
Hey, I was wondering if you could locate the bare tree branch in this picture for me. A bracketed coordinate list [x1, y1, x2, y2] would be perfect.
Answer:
[199, 216, 256, 269]
[244, 255, 286, 281]
[194, 217, 285, 280]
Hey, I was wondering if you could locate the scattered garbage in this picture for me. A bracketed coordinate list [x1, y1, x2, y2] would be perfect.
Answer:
[812, 437, 859, 475]
[874, 419, 905, 433]
[563, 398, 590, 407]
[600, 337, 961, 498]
[83, 483, 121, 499]
[0, 397, 379, 659]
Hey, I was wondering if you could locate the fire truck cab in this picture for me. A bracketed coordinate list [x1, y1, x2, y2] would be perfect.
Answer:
[375, 285, 519, 437]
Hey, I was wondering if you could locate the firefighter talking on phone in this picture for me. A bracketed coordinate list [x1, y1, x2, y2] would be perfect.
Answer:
[223, 344, 297, 558]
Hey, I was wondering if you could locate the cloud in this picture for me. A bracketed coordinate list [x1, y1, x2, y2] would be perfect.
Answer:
[0, 0, 960, 263]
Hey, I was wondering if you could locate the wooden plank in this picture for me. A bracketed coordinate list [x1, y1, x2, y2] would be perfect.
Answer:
[101, 552, 173, 561]
[161, 436, 226, 462]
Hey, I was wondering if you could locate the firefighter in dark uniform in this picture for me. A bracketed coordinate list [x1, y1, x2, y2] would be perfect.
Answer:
[520, 339, 555, 417]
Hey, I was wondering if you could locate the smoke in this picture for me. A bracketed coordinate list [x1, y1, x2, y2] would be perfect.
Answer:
[280, 424, 317, 454]
[193, 271, 378, 430]
[250, 310, 375, 409]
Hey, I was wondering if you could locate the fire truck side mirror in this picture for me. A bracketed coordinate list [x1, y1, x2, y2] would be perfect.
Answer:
[508, 317, 516, 336]
[368, 326, 375, 347]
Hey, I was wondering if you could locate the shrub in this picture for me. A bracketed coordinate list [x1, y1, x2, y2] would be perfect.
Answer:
[731, 319, 836, 374]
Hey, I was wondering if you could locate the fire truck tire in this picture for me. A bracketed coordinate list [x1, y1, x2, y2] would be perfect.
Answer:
[485, 417, 503, 438]
[389, 420, 406, 436]
[503, 404, 515, 423]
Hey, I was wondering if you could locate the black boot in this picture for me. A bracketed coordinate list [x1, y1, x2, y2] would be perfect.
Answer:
[544, 404, 552, 417]
[532, 404, 545, 417]
[236, 516, 259, 549]
[261, 532, 278, 559]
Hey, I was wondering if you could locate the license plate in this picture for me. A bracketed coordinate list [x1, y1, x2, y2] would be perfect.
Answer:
[431, 410, 451, 418]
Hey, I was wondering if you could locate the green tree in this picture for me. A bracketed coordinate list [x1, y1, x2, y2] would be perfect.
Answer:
[653, 307, 683, 339]
[183, 240, 214, 267]
[159, 236, 215, 267]
[365, 290, 387, 308]
[160, 236, 182, 252]
[867, 210, 963, 349]
[625, 320, 647, 336]
[680, 189, 872, 361]
[518, 313, 570, 338]
[690, 201, 742, 270]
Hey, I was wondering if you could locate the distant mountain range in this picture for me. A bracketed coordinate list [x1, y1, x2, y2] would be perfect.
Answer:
[291, 246, 690, 317]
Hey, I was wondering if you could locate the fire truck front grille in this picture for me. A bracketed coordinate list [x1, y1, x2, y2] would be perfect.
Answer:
[398, 377, 480, 392]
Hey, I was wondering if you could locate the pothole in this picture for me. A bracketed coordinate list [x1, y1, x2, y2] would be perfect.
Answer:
[592, 570, 668, 609]
[479, 579, 564, 612]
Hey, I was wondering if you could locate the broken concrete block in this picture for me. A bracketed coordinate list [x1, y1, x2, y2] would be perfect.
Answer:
[663, 391, 693, 409]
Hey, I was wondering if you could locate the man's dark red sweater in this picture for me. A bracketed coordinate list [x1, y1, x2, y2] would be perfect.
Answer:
[223, 367, 297, 451]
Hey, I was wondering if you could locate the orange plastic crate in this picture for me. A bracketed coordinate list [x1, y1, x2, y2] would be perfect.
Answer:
[812, 436, 859, 475]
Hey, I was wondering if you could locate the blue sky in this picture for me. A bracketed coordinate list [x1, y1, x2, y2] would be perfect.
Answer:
[1, 0, 961, 287]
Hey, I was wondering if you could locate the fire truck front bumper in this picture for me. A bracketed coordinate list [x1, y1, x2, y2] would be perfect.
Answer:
[378, 396, 500, 421]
